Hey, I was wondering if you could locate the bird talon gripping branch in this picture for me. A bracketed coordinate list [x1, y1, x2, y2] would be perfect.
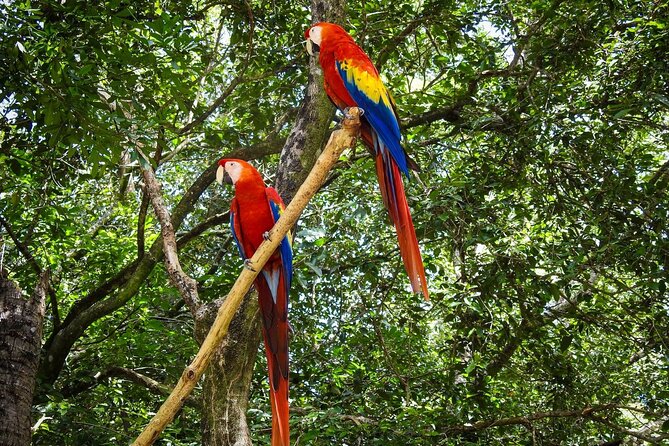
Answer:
[243, 259, 256, 272]
[262, 231, 272, 241]
[343, 106, 363, 120]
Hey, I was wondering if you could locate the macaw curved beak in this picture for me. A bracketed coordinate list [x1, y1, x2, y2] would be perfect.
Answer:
[216, 165, 233, 185]
[305, 39, 320, 56]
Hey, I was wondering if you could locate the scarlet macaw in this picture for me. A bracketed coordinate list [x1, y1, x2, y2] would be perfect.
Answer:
[304, 22, 429, 299]
[216, 159, 292, 446]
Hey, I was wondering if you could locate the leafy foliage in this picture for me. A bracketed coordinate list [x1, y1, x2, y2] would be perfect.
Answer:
[1, 0, 668, 445]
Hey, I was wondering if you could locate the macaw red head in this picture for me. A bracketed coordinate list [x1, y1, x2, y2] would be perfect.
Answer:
[304, 22, 349, 56]
[216, 159, 248, 186]
[216, 158, 265, 187]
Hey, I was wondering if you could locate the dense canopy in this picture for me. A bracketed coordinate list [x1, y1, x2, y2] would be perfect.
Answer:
[0, 0, 667, 445]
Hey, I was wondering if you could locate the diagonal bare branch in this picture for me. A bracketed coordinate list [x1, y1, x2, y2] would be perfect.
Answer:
[139, 161, 201, 315]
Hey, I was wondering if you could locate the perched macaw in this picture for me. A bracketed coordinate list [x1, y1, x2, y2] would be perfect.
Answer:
[216, 159, 292, 446]
[304, 22, 429, 299]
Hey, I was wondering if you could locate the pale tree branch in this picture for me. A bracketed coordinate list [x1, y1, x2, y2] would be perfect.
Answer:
[481, 270, 596, 383]
[445, 405, 616, 433]
[623, 413, 669, 445]
[139, 162, 201, 316]
[62, 366, 201, 409]
[589, 413, 669, 444]
[291, 407, 375, 425]
[507, 0, 566, 70]
[101, 73, 203, 316]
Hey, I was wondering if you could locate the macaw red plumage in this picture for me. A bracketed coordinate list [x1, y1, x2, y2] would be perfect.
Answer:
[305, 22, 429, 299]
[216, 159, 292, 446]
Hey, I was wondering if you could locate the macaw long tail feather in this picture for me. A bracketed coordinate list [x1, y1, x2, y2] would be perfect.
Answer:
[263, 331, 289, 446]
[373, 138, 429, 300]
[267, 355, 289, 446]
[256, 267, 290, 446]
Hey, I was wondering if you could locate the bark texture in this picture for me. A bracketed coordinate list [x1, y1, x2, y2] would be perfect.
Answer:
[0, 271, 48, 446]
[275, 0, 347, 202]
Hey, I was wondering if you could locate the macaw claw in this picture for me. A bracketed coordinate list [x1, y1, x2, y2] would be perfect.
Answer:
[263, 231, 272, 241]
[343, 106, 363, 119]
[244, 259, 256, 272]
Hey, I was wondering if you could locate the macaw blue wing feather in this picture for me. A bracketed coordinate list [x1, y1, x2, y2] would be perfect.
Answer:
[229, 198, 246, 259]
[266, 188, 293, 300]
[335, 58, 409, 176]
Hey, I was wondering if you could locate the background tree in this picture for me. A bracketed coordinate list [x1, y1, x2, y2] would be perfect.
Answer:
[0, 0, 667, 445]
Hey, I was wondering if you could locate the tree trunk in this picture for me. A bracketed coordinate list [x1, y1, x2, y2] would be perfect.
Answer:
[197, 1, 347, 444]
[0, 271, 48, 446]
[196, 293, 262, 446]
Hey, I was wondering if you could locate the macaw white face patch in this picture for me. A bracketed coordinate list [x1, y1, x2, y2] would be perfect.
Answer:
[309, 26, 322, 46]
[224, 161, 243, 184]
[306, 25, 323, 56]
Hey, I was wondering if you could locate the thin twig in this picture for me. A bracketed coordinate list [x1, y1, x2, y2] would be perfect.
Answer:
[443, 404, 650, 434]
[0, 214, 41, 274]
[177, 1, 255, 136]
[176, 212, 230, 249]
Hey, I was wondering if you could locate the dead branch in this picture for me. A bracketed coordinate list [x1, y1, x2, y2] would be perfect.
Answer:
[139, 164, 201, 315]
[62, 366, 200, 409]
[443, 404, 669, 444]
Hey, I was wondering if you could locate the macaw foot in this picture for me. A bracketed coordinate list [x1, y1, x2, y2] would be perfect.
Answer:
[262, 231, 272, 242]
[343, 106, 364, 119]
[243, 259, 256, 272]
